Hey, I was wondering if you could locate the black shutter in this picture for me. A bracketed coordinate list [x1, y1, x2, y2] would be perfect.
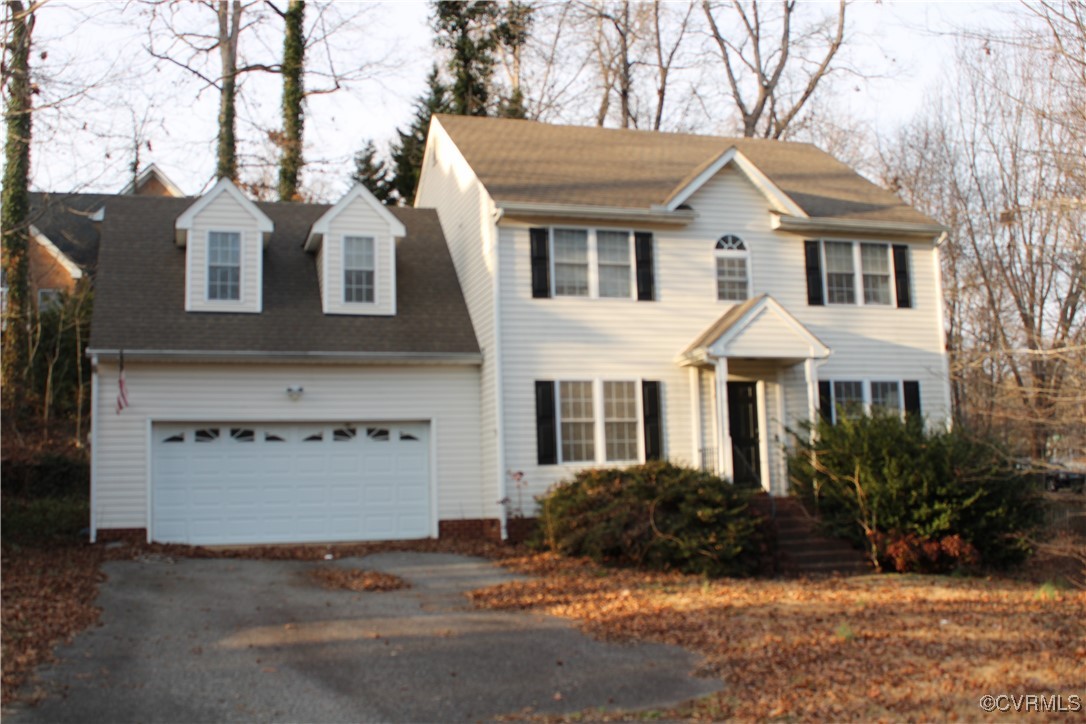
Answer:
[818, 380, 833, 422]
[892, 244, 912, 308]
[903, 380, 921, 418]
[642, 380, 662, 460]
[530, 228, 550, 298]
[634, 232, 655, 301]
[805, 240, 824, 306]
[535, 381, 557, 465]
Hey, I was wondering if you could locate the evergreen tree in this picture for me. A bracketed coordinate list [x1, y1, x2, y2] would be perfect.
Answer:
[387, 65, 452, 204]
[277, 0, 305, 201]
[432, 1, 499, 117]
[494, 1, 533, 119]
[2, 0, 35, 396]
[351, 140, 393, 204]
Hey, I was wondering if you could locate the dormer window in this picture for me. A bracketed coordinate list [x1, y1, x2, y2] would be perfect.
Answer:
[207, 231, 241, 301]
[715, 234, 750, 302]
[344, 236, 376, 303]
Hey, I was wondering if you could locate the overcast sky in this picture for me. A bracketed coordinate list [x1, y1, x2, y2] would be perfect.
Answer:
[22, 1, 1015, 200]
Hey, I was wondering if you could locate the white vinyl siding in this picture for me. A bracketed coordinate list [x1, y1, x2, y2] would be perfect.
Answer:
[413, 121, 502, 521]
[319, 196, 395, 316]
[344, 236, 375, 303]
[90, 362, 482, 536]
[185, 191, 262, 313]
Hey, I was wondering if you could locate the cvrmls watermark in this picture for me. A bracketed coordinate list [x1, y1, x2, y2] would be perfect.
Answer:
[978, 694, 1081, 713]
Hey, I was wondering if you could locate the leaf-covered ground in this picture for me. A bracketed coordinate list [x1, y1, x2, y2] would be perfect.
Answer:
[472, 553, 1086, 721]
[308, 566, 410, 592]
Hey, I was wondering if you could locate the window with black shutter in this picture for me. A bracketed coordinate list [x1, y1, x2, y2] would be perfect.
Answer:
[903, 380, 921, 418]
[535, 381, 557, 464]
[634, 232, 655, 301]
[642, 380, 662, 460]
[892, 244, 912, 308]
[818, 380, 832, 421]
[805, 240, 824, 305]
[529, 228, 551, 298]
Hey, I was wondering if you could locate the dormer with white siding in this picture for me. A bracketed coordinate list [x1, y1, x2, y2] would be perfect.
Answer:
[304, 184, 405, 316]
[175, 178, 273, 314]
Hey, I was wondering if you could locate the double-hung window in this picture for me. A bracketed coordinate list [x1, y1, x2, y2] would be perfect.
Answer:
[715, 234, 750, 301]
[207, 231, 241, 301]
[559, 381, 595, 462]
[823, 241, 856, 304]
[344, 235, 376, 303]
[596, 231, 633, 298]
[553, 229, 590, 297]
[870, 381, 902, 413]
[807, 240, 906, 307]
[860, 243, 892, 305]
[536, 379, 663, 465]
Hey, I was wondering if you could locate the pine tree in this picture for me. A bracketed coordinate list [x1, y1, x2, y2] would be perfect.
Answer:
[351, 140, 393, 204]
[2, 0, 34, 396]
[277, 0, 305, 201]
[387, 65, 452, 204]
[432, 1, 499, 117]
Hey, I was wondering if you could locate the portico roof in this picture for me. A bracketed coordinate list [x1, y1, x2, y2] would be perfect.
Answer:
[680, 295, 831, 364]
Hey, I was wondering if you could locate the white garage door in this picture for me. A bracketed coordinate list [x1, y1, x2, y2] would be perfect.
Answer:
[152, 422, 430, 545]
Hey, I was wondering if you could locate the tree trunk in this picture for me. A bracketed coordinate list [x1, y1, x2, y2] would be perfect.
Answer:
[216, 0, 242, 181]
[2, 0, 34, 401]
[277, 0, 305, 201]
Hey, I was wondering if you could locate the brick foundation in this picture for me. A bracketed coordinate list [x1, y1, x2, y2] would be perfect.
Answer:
[438, 518, 502, 542]
[505, 517, 539, 545]
[95, 528, 147, 543]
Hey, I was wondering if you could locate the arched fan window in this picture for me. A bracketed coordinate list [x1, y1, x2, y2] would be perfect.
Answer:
[714, 235, 750, 302]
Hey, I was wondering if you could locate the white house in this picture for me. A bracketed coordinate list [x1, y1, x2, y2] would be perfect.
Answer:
[86, 116, 949, 545]
[415, 115, 950, 531]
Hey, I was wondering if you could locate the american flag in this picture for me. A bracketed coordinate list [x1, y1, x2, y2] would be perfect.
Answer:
[116, 350, 129, 414]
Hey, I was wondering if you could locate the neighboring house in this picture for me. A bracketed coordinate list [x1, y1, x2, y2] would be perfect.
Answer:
[2, 165, 185, 315]
[415, 115, 950, 528]
[87, 181, 484, 545]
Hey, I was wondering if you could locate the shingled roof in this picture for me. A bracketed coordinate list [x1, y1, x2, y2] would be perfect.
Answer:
[435, 115, 937, 226]
[88, 196, 479, 359]
[28, 193, 117, 272]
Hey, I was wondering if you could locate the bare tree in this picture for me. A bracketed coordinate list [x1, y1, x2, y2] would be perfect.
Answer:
[881, 31, 1085, 460]
[701, 0, 847, 139]
[650, 0, 693, 130]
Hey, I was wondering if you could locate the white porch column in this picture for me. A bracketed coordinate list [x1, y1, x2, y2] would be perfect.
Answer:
[804, 357, 819, 426]
[688, 366, 702, 466]
[714, 357, 732, 480]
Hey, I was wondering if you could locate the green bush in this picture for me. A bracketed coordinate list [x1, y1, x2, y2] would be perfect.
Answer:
[1, 496, 89, 544]
[1, 450, 89, 499]
[537, 461, 767, 577]
[789, 415, 1043, 571]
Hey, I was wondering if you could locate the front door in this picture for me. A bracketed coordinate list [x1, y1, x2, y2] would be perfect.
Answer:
[727, 382, 761, 488]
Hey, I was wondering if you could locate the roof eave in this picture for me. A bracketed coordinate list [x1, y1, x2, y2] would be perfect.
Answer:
[772, 213, 946, 238]
[86, 348, 483, 366]
[496, 200, 696, 226]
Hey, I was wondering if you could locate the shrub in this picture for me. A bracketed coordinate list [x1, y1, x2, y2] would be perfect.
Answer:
[789, 415, 1044, 571]
[537, 461, 766, 577]
[1, 496, 89, 545]
[0, 450, 89, 499]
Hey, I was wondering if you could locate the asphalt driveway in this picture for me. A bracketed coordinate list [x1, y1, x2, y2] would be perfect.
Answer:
[5, 552, 720, 722]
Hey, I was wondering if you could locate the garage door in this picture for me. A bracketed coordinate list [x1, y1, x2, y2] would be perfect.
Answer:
[151, 422, 430, 545]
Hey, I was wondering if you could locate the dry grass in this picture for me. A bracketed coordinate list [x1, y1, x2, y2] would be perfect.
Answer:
[473, 553, 1086, 721]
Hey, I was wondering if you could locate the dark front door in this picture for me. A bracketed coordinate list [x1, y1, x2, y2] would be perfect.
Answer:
[727, 381, 761, 488]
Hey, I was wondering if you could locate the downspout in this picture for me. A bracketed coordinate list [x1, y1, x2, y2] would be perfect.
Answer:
[491, 206, 508, 538]
[89, 354, 99, 543]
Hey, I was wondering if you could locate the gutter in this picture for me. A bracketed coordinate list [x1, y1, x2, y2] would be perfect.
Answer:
[496, 200, 696, 226]
[85, 349, 484, 366]
[772, 213, 946, 238]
